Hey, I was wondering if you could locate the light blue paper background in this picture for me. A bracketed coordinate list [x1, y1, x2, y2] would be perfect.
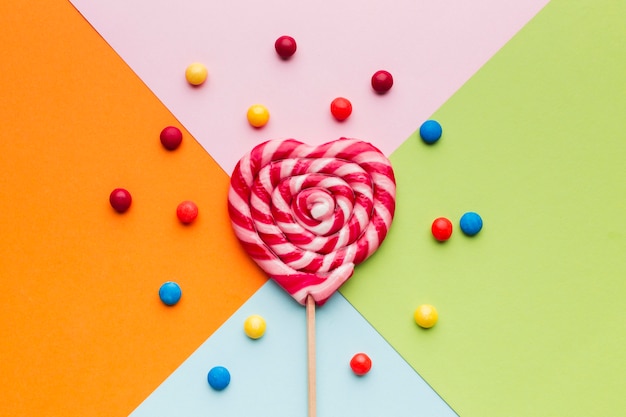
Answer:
[130, 280, 458, 416]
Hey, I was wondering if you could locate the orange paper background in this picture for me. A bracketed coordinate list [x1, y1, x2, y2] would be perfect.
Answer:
[0, 1, 265, 415]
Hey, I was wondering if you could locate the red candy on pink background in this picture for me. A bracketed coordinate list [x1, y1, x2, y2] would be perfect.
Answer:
[330, 98, 353, 121]
[275, 35, 297, 59]
[371, 70, 394, 93]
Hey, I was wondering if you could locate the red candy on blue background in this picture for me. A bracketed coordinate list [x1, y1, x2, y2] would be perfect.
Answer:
[350, 353, 372, 376]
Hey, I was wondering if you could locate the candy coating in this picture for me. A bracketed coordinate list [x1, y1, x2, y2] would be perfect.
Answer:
[244, 314, 266, 339]
[431, 217, 453, 241]
[371, 70, 393, 93]
[159, 281, 182, 306]
[330, 97, 352, 121]
[177, 201, 198, 224]
[275, 35, 297, 59]
[160, 126, 183, 151]
[419, 120, 442, 144]
[109, 188, 132, 213]
[414, 304, 438, 328]
[247, 104, 270, 128]
[185, 63, 208, 86]
[207, 366, 230, 391]
[460, 211, 483, 236]
[350, 353, 372, 375]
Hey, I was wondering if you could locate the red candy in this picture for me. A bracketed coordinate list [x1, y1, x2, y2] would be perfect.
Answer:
[177, 201, 198, 224]
[160, 126, 183, 150]
[431, 217, 453, 241]
[371, 70, 393, 93]
[350, 353, 372, 376]
[109, 188, 132, 213]
[330, 97, 352, 121]
[275, 35, 297, 59]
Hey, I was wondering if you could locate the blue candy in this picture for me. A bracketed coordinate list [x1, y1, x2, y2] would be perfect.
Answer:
[459, 212, 483, 236]
[419, 120, 442, 144]
[159, 281, 182, 306]
[208, 366, 231, 391]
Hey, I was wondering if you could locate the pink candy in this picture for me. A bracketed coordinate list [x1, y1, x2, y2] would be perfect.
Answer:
[228, 138, 396, 305]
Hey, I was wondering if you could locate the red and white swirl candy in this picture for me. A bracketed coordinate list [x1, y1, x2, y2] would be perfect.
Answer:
[228, 138, 396, 306]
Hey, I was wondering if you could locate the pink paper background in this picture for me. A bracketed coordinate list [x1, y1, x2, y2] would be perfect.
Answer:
[71, 0, 548, 174]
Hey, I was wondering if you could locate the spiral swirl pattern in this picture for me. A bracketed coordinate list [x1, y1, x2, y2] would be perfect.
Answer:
[228, 138, 396, 305]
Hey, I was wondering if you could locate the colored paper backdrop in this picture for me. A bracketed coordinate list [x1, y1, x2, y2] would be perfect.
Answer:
[1, 1, 624, 416]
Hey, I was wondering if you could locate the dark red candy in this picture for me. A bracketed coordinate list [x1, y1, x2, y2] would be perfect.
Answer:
[109, 188, 132, 213]
[160, 126, 183, 151]
[371, 70, 393, 93]
[275, 36, 297, 59]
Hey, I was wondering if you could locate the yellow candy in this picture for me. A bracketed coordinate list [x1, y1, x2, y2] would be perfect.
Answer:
[244, 314, 266, 339]
[414, 304, 438, 329]
[247, 104, 270, 128]
[185, 62, 208, 86]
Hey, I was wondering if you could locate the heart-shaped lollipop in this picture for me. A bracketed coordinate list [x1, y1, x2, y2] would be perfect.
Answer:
[228, 138, 396, 305]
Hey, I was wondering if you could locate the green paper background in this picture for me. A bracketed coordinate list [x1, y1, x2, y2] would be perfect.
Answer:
[341, 1, 626, 416]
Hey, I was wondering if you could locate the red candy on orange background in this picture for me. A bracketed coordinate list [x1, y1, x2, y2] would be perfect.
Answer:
[177, 200, 198, 224]
[160, 126, 183, 150]
[109, 188, 132, 213]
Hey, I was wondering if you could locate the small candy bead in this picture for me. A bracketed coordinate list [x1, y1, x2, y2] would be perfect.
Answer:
[109, 188, 132, 213]
[244, 314, 266, 339]
[460, 212, 483, 236]
[330, 97, 352, 121]
[275, 35, 297, 59]
[177, 201, 198, 224]
[247, 104, 270, 128]
[371, 70, 393, 93]
[431, 217, 453, 241]
[160, 126, 183, 151]
[207, 366, 231, 391]
[159, 281, 182, 306]
[350, 353, 372, 376]
[414, 304, 438, 329]
[185, 62, 208, 86]
[419, 120, 442, 144]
